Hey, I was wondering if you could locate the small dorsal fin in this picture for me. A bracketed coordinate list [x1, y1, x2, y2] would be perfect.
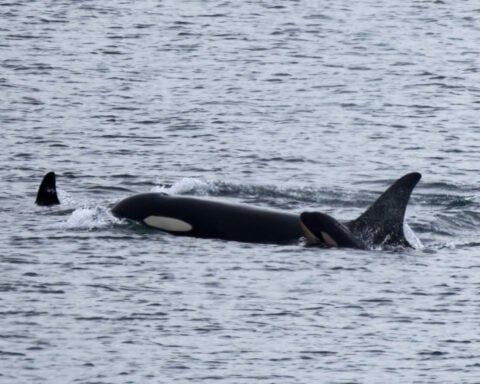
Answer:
[346, 172, 421, 248]
[36, 171, 60, 206]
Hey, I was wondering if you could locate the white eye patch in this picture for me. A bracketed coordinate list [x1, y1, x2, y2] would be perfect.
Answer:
[144, 216, 193, 232]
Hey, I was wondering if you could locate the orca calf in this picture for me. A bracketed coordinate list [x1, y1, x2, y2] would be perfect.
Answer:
[35, 172, 421, 249]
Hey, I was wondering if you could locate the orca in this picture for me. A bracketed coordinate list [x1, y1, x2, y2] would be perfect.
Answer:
[111, 193, 303, 244]
[35, 171, 421, 249]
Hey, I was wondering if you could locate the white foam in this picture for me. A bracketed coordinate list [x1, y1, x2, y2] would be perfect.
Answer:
[404, 222, 424, 249]
[151, 178, 217, 195]
[56, 189, 75, 206]
[66, 206, 111, 229]
[57, 189, 92, 209]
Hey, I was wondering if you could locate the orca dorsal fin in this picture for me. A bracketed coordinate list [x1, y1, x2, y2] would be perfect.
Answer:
[346, 172, 421, 248]
[36, 171, 60, 206]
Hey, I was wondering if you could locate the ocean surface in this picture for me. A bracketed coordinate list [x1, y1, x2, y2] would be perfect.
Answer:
[2, 1, 480, 383]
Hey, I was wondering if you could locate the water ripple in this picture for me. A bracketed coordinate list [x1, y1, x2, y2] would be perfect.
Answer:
[2, 0, 480, 383]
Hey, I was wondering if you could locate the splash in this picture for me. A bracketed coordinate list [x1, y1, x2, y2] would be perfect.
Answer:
[151, 177, 218, 195]
[404, 223, 423, 249]
[66, 206, 112, 230]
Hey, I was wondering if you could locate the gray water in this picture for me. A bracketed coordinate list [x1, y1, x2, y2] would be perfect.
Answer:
[2, 1, 480, 383]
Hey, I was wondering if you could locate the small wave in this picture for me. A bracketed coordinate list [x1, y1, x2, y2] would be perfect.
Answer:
[151, 177, 218, 195]
[418, 193, 477, 209]
[65, 207, 112, 230]
[448, 241, 480, 250]
[434, 210, 480, 232]
[57, 189, 91, 209]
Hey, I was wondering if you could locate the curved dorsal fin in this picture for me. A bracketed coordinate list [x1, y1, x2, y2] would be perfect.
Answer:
[36, 171, 60, 206]
[346, 172, 421, 248]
